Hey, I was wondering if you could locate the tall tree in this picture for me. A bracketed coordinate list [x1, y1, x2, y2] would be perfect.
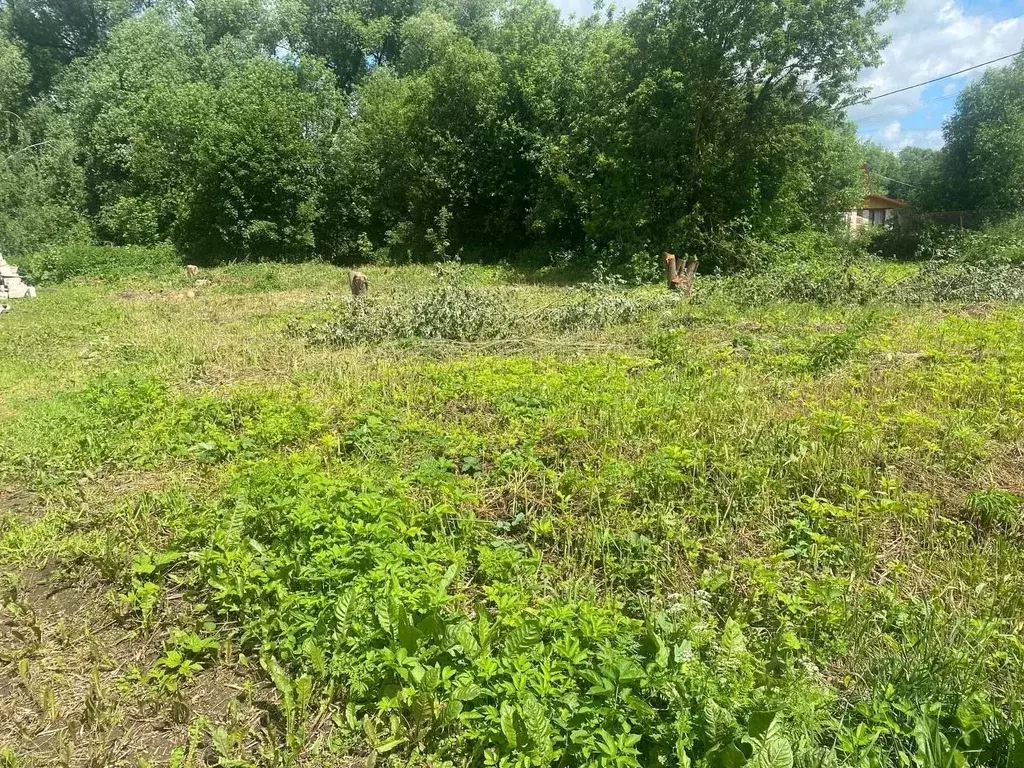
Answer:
[0, 0, 903, 265]
[943, 54, 1024, 215]
[561, 0, 900, 264]
[0, 0, 138, 94]
[896, 145, 941, 209]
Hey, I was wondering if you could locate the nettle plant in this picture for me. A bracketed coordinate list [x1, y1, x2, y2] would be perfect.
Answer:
[309, 264, 514, 347]
[171, 454, 829, 768]
[410, 275, 512, 342]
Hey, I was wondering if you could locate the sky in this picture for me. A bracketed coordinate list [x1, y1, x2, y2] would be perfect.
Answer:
[548, 0, 1024, 151]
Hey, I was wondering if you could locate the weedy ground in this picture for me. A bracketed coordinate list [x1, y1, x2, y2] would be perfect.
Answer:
[1, 260, 1023, 768]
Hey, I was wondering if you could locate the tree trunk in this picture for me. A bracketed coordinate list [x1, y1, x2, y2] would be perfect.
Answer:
[350, 271, 368, 298]
[662, 252, 678, 289]
[662, 252, 699, 296]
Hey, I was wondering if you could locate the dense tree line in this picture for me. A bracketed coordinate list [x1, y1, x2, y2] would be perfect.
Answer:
[860, 54, 1024, 216]
[0, 0, 967, 268]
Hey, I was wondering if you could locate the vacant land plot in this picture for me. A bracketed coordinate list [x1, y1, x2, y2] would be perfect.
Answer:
[2, 263, 1023, 767]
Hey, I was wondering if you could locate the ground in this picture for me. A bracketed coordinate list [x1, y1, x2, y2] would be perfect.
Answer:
[1, 261, 1023, 767]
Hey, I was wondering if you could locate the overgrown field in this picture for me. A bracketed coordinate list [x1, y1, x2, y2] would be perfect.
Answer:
[2, 261, 1024, 768]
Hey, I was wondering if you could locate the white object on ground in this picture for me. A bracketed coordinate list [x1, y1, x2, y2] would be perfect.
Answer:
[0, 255, 36, 299]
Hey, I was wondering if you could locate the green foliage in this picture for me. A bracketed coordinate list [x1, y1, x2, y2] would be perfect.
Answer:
[545, 290, 653, 332]
[409, 272, 511, 341]
[858, 142, 942, 209]
[308, 264, 674, 348]
[2, 0, 136, 95]
[0, 68, 91, 258]
[51, 10, 338, 261]
[964, 489, 1022, 534]
[5, 263, 1024, 765]
[868, 216, 1024, 280]
[891, 262, 1024, 304]
[865, 217, 963, 262]
[175, 57, 331, 261]
[20, 243, 180, 283]
[171, 453, 822, 767]
[307, 296, 411, 346]
[960, 216, 1024, 266]
[943, 56, 1024, 215]
[312, 281, 511, 345]
[806, 313, 880, 374]
[2, 0, 901, 267]
[709, 256, 884, 306]
[0, 35, 30, 110]
[741, 231, 860, 272]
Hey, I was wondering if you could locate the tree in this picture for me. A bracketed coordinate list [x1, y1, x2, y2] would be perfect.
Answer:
[287, 0, 425, 89]
[896, 146, 942, 209]
[56, 6, 339, 259]
[0, 0, 901, 267]
[177, 57, 335, 260]
[0, 33, 89, 256]
[0, 106, 91, 257]
[0, 33, 29, 117]
[56, 8, 206, 243]
[856, 142, 943, 207]
[559, 0, 899, 265]
[0, 0, 138, 94]
[942, 55, 1024, 215]
[860, 141, 899, 196]
[326, 14, 508, 260]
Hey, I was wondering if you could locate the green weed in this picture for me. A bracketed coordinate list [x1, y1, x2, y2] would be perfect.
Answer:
[20, 243, 181, 284]
[2, 263, 1024, 766]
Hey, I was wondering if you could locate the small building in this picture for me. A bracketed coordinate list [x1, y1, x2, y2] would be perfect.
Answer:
[846, 192, 907, 232]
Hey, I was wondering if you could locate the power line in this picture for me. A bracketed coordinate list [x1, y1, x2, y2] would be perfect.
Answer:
[850, 49, 1023, 107]
[871, 171, 916, 188]
[855, 91, 958, 126]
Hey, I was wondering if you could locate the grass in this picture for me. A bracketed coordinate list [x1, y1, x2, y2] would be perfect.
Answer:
[2, 259, 1024, 767]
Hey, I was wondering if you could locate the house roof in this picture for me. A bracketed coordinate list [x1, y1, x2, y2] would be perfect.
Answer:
[864, 192, 908, 208]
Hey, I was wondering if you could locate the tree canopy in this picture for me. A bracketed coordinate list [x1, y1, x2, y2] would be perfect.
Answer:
[1, 0, 905, 266]
[942, 55, 1024, 215]
[858, 54, 1024, 218]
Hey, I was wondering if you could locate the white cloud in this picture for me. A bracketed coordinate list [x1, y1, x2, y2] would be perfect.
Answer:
[550, 0, 597, 17]
[862, 121, 945, 150]
[850, 0, 1024, 148]
[543, 0, 1022, 149]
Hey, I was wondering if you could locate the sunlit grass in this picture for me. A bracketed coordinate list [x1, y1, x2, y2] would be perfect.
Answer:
[2, 262, 1023, 767]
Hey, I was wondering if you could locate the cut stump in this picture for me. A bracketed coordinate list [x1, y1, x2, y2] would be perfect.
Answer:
[662, 252, 699, 297]
[350, 271, 369, 298]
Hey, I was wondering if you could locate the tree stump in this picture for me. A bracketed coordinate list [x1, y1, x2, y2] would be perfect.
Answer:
[661, 252, 699, 297]
[349, 271, 369, 298]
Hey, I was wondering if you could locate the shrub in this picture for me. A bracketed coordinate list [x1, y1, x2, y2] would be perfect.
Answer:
[546, 289, 667, 332]
[310, 264, 513, 347]
[961, 216, 1024, 266]
[889, 262, 1024, 304]
[409, 265, 512, 342]
[864, 217, 964, 262]
[19, 243, 181, 284]
[865, 216, 1024, 266]
[705, 257, 886, 306]
[743, 230, 860, 271]
[307, 298, 410, 347]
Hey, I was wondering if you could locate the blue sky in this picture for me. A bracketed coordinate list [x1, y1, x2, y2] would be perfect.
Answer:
[548, 0, 1024, 150]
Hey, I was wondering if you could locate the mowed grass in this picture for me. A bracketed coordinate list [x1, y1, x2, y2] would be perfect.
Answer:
[2, 262, 1024, 768]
